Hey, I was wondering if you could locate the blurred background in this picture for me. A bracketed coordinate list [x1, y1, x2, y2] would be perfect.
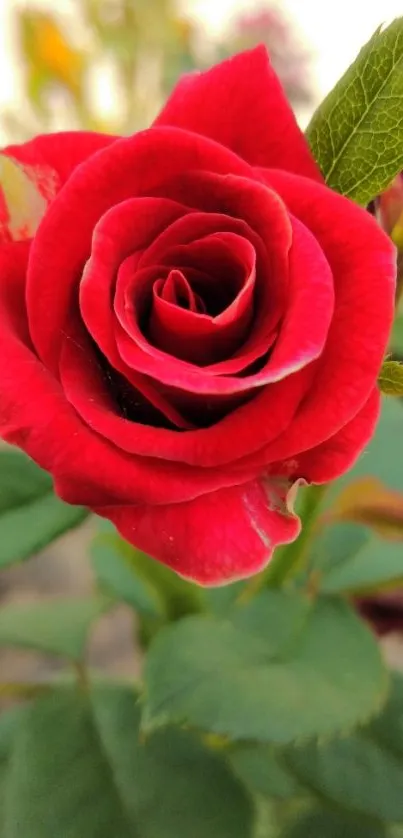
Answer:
[0, 0, 402, 148]
[1, 0, 403, 683]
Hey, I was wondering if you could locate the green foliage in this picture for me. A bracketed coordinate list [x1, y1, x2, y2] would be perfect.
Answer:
[0, 598, 110, 661]
[0, 448, 87, 569]
[391, 315, 403, 355]
[1, 686, 253, 838]
[303, 398, 403, 593]
[307, 521, 369, 575]
[329, 397, 403, 498]
[307, 18, 403, 204]
[0, 707, 26, 834]
[379, 361, 403, 396]
[91, 534, 166, 620]
[201, 580, 247, 616]
[305, 518, 403, 595]
[281, 807, 387, 838]
[319, 528, 403, 594]
[142, 590, 387, 743]
[284, 675, 403, 823]
[94, 524, 202, 621]
[229, 745, 303, 800]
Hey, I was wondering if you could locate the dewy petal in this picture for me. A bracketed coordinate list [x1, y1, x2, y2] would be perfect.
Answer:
[97, 475, 303, 585]
[154, 46, 322, 181]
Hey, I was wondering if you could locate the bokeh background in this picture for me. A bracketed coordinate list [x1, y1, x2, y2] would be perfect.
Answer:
[1, 0, 403, 685]
[0, 0, 402, 146]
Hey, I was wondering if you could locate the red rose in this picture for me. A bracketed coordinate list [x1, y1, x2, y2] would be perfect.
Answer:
[0, 48, 396, 584]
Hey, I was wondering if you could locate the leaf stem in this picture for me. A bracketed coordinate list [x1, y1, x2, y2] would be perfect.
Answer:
[73, 661, 89, 692]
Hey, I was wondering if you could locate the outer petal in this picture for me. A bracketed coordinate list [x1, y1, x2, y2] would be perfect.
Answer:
[98, 476, 303, 585]
[155, 46, 322, 181]
[258, 169, 396, 459]
[4, 131, 117, 185]
[265, 389, 381, 486]
[1, 132, 118, 242]
[293, 389, 380, 484]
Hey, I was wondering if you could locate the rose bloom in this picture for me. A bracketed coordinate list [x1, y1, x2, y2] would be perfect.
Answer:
[0, 48, 396, 584]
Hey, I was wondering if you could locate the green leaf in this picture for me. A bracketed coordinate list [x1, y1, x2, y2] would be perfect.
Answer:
[0, 706, 26, 835]
[0, 598, 110, 660]
[320, 530, 403, 594]
[306, 18, 403, 204]
[202, 580, 246, 616]
[370, 673, 403, 754]
[379, 361, 403, 396]
[307, 521, 369, 575]
[91, 535, 165, 620]
[281, 807, 387, 838]
[0, 448, 88, 568]
[229, 745, 303, 800]
[327, 397, 403, 503]
[94, 524, 202, 620]
[142, 590, 387, 744]
[286, 735, 403, 821]
[284, 675, 403, 822]
[3, 686, 254, 838]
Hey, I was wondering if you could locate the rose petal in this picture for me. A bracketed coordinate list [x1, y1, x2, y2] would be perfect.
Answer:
[159, 269, 205, 311]
[0, 244, 275, 507]
[258, 169, 396, 456]
[60, 314, 195, 430]
[80, 196, 189, 374]
[154, 46, 321, 181]
[248, 388, 380, 487]
[113, 211, 333, 394]
[27, 127, 255, 372]
[137, 202, 285, 373]
[0, 155, 57, 243]
[57, 317, 310, 467]
[118, 232, 257, 365]
[290, 388, 380, 484]
[97, 475, 303, 585]
[3, 131, 117, 185]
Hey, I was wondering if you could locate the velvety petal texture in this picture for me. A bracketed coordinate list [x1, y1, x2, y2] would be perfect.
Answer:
[0, 47, 396, 584]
